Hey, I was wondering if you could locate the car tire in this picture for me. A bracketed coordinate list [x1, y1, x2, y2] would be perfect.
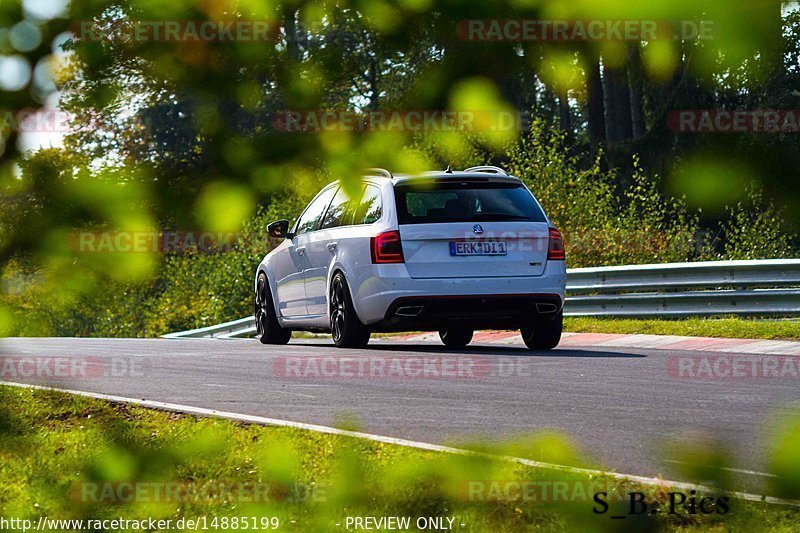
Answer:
[439, 328, 474, 348]
[521, 311, 563, 350]
[255, 273, 292, 345]
[330, 272, 371, 348]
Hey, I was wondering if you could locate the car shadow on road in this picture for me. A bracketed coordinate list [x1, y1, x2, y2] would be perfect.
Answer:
[293, 341, 645, 359]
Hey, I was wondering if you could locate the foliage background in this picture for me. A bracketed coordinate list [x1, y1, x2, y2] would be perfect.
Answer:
[4, 119, 796, 337]
[1, 1, 799, 337]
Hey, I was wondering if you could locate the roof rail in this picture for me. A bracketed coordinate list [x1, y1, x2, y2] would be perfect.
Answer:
[366, 167, 393, 179]
[463, 165, 508, 176]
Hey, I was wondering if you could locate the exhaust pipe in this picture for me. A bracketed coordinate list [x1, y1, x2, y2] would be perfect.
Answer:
[395, 305, 424, 317]
[536, 303, 558, 314]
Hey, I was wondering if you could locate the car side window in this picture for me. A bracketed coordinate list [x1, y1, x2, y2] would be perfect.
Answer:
[294, 187, 337, 235]
[319, 187, 353, 229]
[353, 184, 382, 225]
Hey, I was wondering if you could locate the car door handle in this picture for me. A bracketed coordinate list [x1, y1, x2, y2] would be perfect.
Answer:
[295, 246, 306, 255]
[326, 242, 338, 251]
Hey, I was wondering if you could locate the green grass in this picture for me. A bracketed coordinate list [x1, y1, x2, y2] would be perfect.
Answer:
[565, 317, 800, 341]
[1, 385, 799, 532]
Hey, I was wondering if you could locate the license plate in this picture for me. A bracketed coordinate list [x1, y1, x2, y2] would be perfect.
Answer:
[449, 241, 507, 256]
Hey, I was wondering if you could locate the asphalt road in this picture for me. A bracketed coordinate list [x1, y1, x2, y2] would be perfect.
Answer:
[2, 336, 798, 495]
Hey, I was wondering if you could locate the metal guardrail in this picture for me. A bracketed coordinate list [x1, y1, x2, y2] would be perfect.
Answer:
[565, 259, 800, 317]
[162, 259, 800, 339]
[161, 317, 255, 339]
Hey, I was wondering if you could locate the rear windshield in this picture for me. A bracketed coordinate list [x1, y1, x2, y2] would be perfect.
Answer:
[394, 181, 547, 225]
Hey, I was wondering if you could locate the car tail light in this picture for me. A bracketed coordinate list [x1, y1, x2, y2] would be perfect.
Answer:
[547, 227, 565, 261]
[371, 230, 404, 263]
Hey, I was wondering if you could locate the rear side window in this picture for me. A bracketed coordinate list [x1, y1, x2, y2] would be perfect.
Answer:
[295, 186, 337, 234]
[352, 184, 382, 225]
[320, 187, 353, 229]
[394, 182, 547, 224]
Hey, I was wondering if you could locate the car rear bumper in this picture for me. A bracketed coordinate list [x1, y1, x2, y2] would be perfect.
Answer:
[375, 293, 563, 331]
[351, 261, 567, 326]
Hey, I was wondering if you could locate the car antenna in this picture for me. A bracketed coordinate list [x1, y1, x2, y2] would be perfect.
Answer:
[444, 165, 452, 174]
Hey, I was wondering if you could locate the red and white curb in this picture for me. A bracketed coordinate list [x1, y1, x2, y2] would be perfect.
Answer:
[384, 331, 800, 356]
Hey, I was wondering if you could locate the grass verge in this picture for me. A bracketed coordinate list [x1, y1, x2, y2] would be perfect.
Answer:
[1, 385, 799, 532]
[565, 317, 800, 341]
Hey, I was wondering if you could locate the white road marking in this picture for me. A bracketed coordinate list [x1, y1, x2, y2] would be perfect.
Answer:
[662, 459, 777, 478]
[1, 380, 797, 508]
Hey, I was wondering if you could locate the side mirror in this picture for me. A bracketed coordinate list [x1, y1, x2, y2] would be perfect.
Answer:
[267, 220, 293, 240]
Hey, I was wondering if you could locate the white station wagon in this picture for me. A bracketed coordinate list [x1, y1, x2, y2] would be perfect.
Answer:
[255, 167, 566, 349]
